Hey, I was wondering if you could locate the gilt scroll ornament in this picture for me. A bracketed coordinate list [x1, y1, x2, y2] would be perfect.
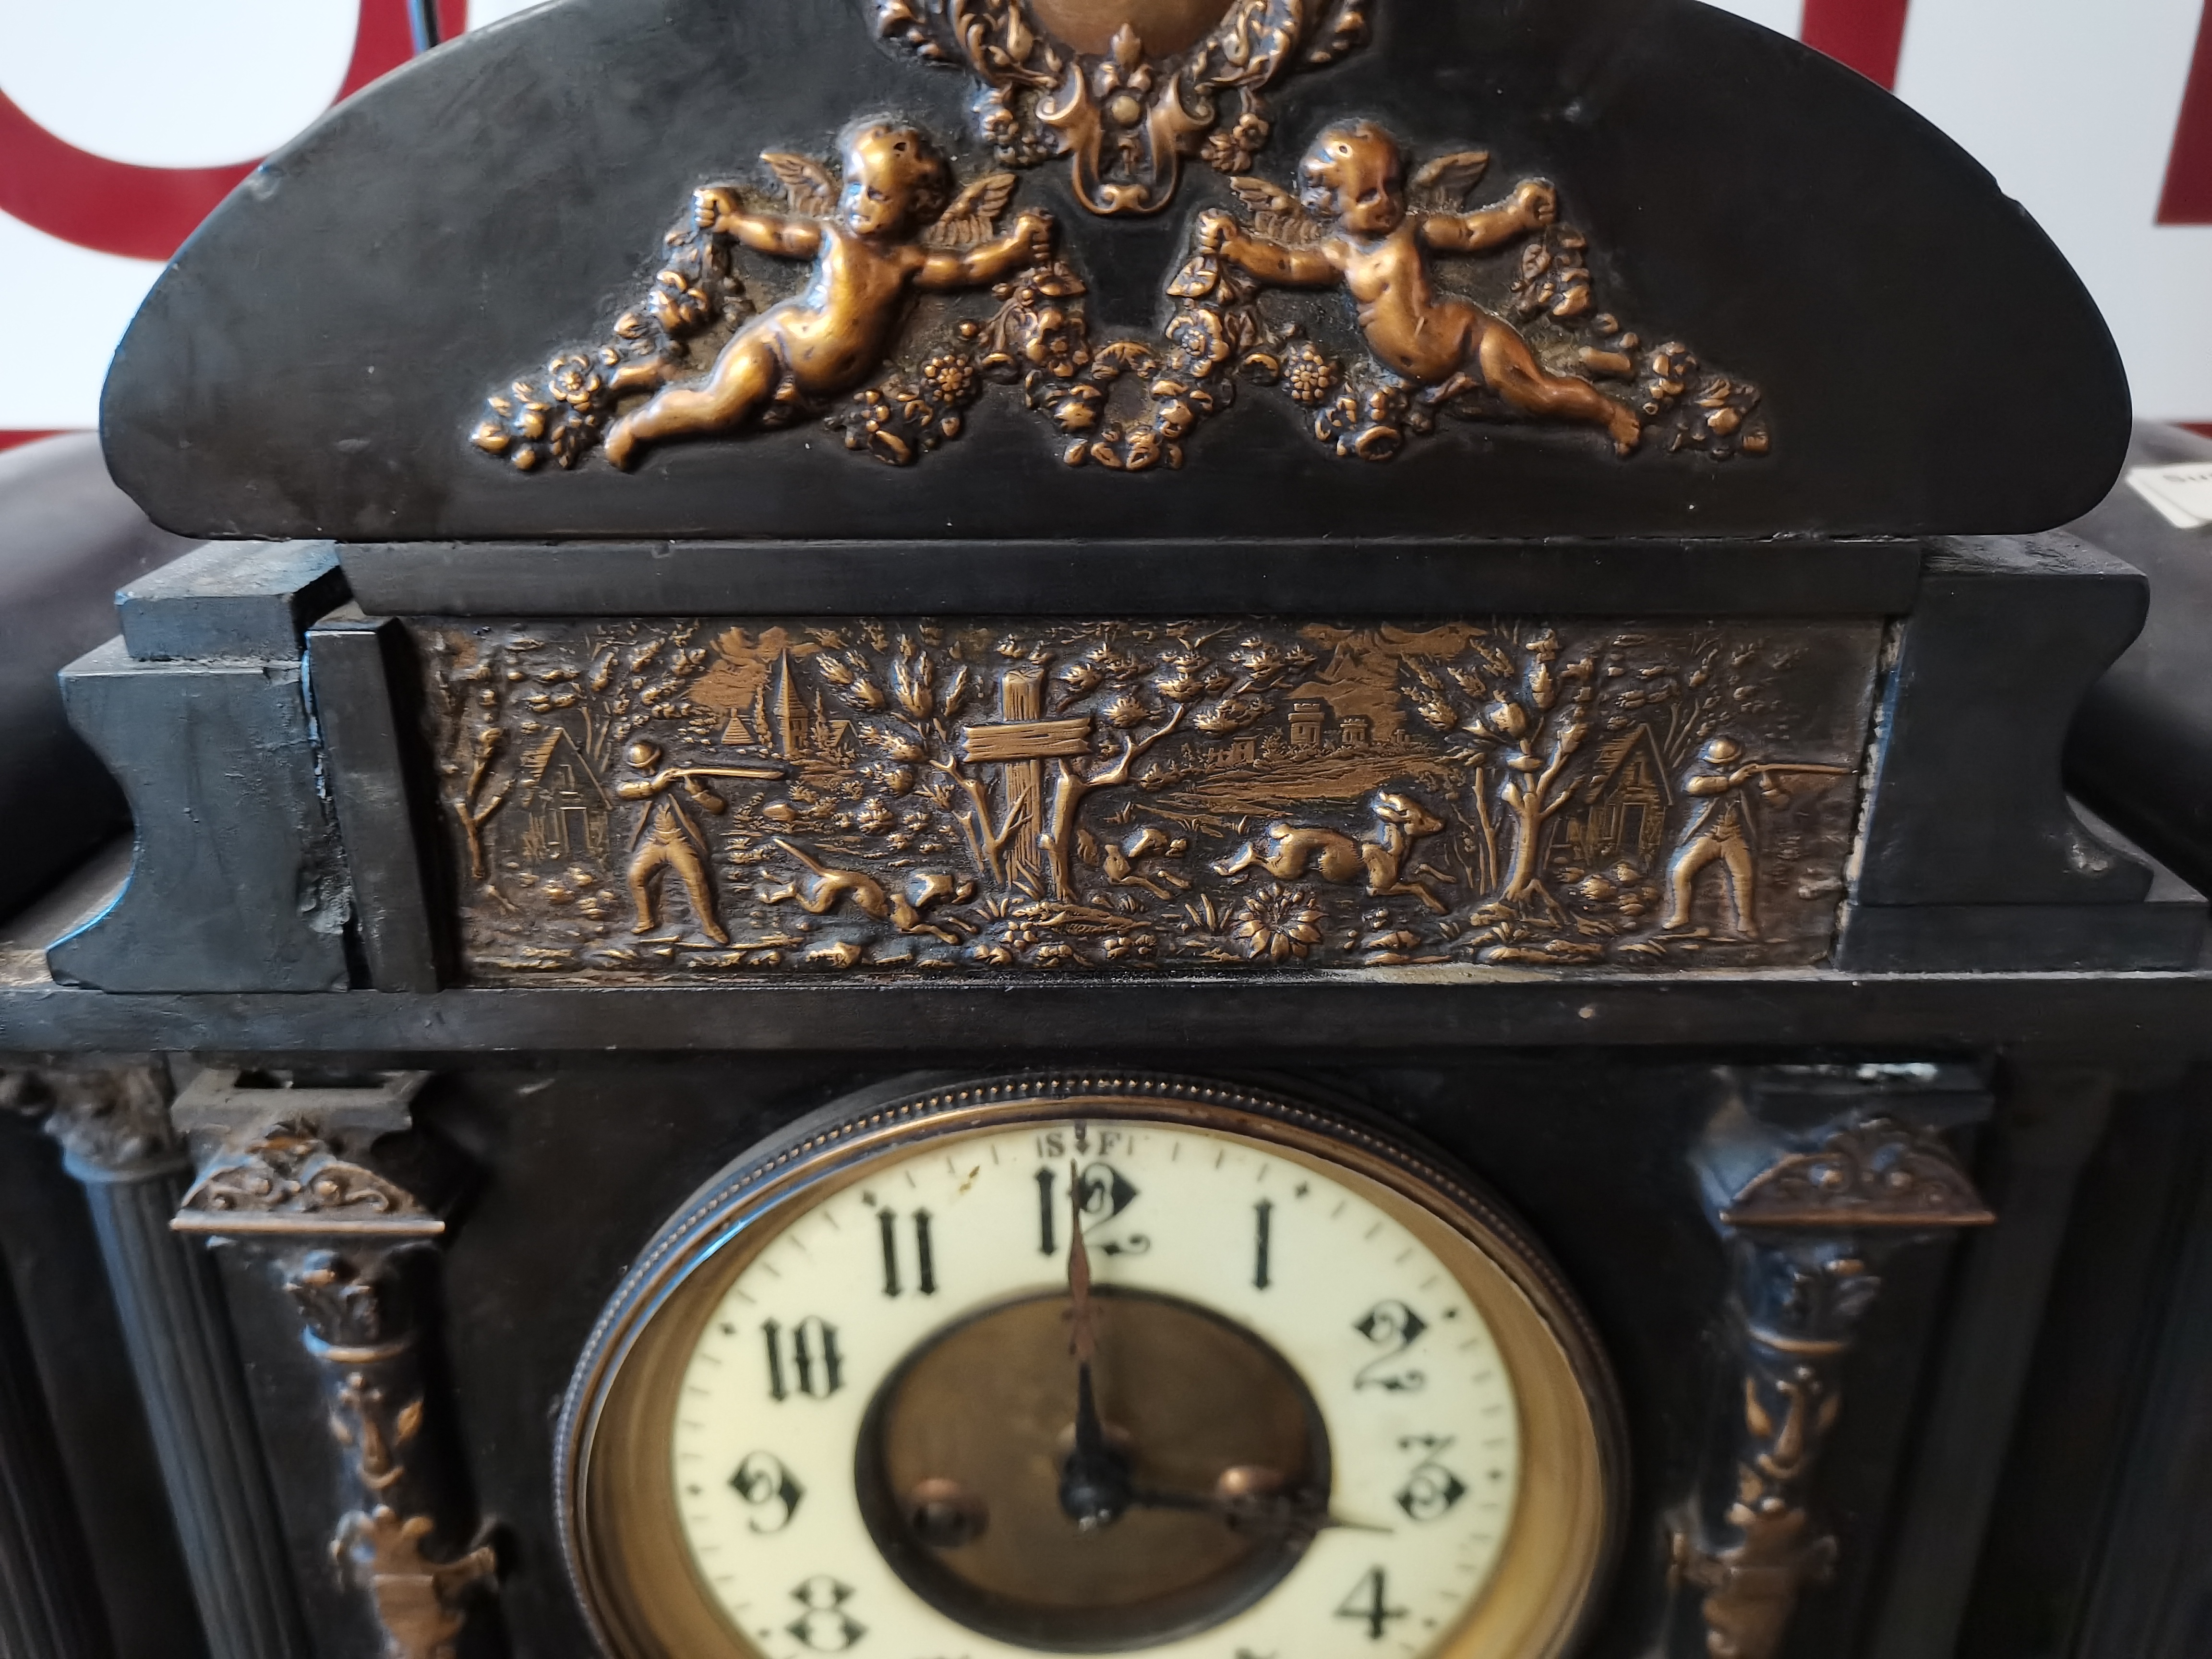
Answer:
[174, 1121, 445, 1238]
[1720, 1120, 1998, 1231]
[292, 1252, 497, 1659]
[470, 107, 1766, 472]
[1676, 1116, 1994, 1659]
[417, 615, 1874, 980]
[169, 1070, 498, 1659]
[872, 0, 1376, 215]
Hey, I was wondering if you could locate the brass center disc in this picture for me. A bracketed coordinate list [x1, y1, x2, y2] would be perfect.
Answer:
[1025, 0, 1238, 58]
[856, 1287, 1329, 1652]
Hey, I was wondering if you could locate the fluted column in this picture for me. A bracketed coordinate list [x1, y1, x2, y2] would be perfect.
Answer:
[43, 1066, 308, 1659]
[0, 1128, 109, 1659]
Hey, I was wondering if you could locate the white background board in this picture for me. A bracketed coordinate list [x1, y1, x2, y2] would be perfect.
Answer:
[0, 0, 2205, 433]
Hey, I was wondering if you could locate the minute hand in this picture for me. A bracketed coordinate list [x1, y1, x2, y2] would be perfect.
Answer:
[1058, 1161, 1132, 1531]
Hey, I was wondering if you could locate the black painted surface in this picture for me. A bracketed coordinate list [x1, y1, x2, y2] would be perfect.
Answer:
[117, 541, 346, 663]
[101, 0, 2127, 541]
[2066, 423, 2212, 897]
[1956, 1073, 2212, 1659]
[0, 1155, 113, 1659]
[0, 436, 196, 919]
[1833, 900, 2205, 974]
[9, 976, 2212, 1065]
[2068, 1082, 2212, 1658]
[1859, 1066, 2113, 1659]
[1850, 535, 2152, 912]
[45, 644, 350, 994]
[338, 536, 1925, 618]
[306, 613, 444, 992]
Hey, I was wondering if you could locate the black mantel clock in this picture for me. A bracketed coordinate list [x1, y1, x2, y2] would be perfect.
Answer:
[0, 4, 2205, 1659]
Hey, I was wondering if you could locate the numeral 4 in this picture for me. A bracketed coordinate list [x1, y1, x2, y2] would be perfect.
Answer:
[1335, 1567, 1407, 1642]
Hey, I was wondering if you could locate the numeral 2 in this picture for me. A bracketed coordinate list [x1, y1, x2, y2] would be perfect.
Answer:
[1353, 1300, 1429, 1393]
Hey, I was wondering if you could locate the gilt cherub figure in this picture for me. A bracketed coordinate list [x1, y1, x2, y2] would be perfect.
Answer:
[1196, 120, 1642, 456]
[602, 120, 1055, 469]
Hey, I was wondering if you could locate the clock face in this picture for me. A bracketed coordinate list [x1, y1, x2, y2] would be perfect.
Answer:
[562, 1080, 1617, 1659]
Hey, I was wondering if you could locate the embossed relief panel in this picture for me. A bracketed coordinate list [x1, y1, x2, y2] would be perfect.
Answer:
[411, 617, 1878, 981]
[469, 114, 1767, 479]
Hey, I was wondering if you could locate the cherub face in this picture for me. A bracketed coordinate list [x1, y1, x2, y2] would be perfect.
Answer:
[840, 123, 949, 237]
[1299, 122, 1406, 237]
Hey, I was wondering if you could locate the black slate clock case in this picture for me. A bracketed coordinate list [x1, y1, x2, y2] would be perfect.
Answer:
[0, 3, 2200, 1659]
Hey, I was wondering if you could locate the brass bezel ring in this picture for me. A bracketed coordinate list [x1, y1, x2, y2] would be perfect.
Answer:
[556, 1072, 1627, 1659]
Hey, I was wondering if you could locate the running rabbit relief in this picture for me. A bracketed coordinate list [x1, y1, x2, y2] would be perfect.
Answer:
[418, 617, 1877, 980]
[469, 109, 1769, 474]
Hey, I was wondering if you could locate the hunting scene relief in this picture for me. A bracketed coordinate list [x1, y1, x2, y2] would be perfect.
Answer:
[417, 615, 1876, 982]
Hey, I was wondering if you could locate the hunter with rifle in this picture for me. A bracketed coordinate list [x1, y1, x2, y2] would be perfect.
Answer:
[1661, 737, 1850, 937]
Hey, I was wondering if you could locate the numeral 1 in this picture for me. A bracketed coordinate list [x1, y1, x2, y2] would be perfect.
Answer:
[877, 1210, 937, 1298]
[1253, 1199, 1273, 1289]
[1036, 1167, 1057, 1256]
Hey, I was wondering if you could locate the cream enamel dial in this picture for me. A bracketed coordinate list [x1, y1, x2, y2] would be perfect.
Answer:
[675, 1119, 1516, 1659]
[563, 1082, 1617, 1659]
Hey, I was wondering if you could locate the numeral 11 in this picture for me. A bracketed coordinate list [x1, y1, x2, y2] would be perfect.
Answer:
[878, 1209, 936, 1298]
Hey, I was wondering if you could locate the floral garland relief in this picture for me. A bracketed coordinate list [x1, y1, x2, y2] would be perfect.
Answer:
[471, 112, 1766, 473]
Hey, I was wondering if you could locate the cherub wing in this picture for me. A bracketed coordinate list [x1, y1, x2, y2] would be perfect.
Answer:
[923, 170, 1019, 248]
[1410, 149, 1491, 205]
[761, 151, 837, 219]
[1228, 175, 1322, 244]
